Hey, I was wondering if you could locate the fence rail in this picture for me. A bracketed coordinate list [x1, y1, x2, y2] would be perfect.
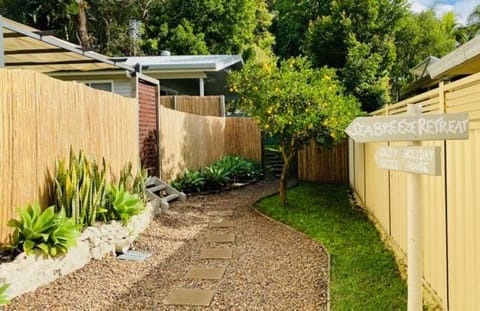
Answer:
[349, 73, 480, 310]
[0, 69, 139, 242]
[160, 95, 224, 116]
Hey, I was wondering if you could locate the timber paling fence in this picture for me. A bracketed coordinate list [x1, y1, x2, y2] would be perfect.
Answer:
[349, 73, 480, 310]
[160, 95, 224, 116]
[0, 69, 139, 242]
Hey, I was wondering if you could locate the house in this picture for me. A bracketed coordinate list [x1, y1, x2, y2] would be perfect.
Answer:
[402, 35, 480, 98]
[49, 54, 243, 100]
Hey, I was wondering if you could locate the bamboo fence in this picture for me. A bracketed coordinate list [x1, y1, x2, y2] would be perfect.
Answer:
[0, 69, 138, 242]
[160, 95, 224, 116]
[159, 105, 261, 181]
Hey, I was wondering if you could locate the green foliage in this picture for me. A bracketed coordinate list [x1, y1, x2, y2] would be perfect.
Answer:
[228, 56, 361, 204]
[101, 185, 143, 224]
[118, 162, 148, 204]
[0, 283, 10, 306]
[144, 0, 273, 60]
[202, 165, 231, 191]
[256, 183, 407, 309]
[7, 202, 81, 257]
[53, 149, 108, 228]
[171, 169, 205, 194]
[303, 0, 408, 111]
[171, 156, 262, 194]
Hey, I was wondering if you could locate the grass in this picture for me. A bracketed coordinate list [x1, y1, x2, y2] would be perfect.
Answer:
[255, 182, 407, 310]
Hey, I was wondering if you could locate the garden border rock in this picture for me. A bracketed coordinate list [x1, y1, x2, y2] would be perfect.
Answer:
[0, 200, 162, 300]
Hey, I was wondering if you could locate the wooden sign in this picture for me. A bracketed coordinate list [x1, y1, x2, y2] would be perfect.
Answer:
[375, 146, 441, 176]
[345, 112, 469, 142]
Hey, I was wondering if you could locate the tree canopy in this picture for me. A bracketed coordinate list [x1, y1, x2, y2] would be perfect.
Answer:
[228, 57, 362, 204]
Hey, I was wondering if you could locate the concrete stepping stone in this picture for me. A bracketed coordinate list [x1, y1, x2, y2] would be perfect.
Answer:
[206, 210, 235, 217]
[206, 232, 235, 243]
[209, 220, 235, 228]
[199, 248, 233, 259]
[165, 288, 215, 306]
[185, 267, 226, 280]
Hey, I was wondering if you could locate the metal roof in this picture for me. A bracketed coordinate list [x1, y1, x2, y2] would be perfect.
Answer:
[118, 55, 243, 72]
[0, 16, 133, 73]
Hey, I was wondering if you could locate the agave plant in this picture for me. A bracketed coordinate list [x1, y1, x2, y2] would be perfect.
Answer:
[7, 202, 81, 256]
[118, 162, 148, 203]
[101, 185, 143, 224]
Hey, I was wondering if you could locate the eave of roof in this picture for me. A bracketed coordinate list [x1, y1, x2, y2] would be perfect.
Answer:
[0, 16, 134, 73]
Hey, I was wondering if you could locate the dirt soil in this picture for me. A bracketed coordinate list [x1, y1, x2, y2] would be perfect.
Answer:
[7, 179, 329, 310]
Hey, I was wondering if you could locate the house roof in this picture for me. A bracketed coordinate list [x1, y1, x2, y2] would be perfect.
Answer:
[403, 35, 480, 96]
[0, 16, 133, 73]
[117, 55, 243, 73]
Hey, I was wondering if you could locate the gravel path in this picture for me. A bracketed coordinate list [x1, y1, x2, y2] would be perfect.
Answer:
[8, 179, 329, 310]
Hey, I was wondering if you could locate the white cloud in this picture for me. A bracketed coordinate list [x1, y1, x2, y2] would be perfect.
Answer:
[408, 0, 480, 25]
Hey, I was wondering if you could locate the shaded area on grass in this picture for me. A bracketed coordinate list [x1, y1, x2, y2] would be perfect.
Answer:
[255, 182, 407, 310]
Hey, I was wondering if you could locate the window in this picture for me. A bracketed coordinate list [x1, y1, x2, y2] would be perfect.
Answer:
[84, 81, 113, 92]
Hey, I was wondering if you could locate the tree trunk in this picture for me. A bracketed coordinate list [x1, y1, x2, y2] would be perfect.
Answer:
[75, 0, 89, 47]
[279, 150, 293, 206]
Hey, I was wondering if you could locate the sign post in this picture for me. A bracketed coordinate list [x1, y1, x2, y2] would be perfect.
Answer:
[345, 105, 469, 311]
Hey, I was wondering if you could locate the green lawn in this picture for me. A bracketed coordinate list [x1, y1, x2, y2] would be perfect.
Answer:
[255, 182, 407, 310]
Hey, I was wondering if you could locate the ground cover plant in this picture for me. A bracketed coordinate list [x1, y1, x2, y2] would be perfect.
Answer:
[256, 182, 407, 310]
[172, 155, 262, 194]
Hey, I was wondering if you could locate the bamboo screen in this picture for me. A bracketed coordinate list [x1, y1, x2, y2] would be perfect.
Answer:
[160, 96, 223, 116]
[159, 105, 261, 181]
[0, 69, 138, 242]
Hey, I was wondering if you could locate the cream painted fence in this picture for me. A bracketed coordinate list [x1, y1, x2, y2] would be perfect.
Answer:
[349, 73, 480, 310]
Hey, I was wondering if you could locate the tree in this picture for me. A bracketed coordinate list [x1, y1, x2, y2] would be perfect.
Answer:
[228, 57, 362, 205]
[392, 10, 456, 98]
[303, 0, 408, 112]
[143, 0, 273, 59]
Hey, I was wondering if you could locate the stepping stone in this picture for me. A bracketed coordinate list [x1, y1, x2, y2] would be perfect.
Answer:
[185, 267, 226, 280]
[206, 210, 235, 217]
[199, 248, 233, 259]
[209, 220, 235, 228]
[206, 232, 235, 243]
[165, 288, 215, 306]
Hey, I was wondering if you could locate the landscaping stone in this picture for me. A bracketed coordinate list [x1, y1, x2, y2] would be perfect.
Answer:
[165, 288, 215, 306]
[185, 267, 226, 280]
[0, 201, 159, 300]
[205, 232, 235, 243]
[206, 210, 235, 217]
[209, 220, 235, 228]
[199, 248, 233, 259]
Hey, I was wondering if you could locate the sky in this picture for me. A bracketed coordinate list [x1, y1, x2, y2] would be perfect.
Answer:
[409, 0, 480, 25]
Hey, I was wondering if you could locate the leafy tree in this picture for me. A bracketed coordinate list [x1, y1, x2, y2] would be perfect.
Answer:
[392, 10, 456, 98]
[303, 0, 408, 112]
[228, 57, 362, 205]
[456, 4, 480, 44]
[143, 0, 273, 59]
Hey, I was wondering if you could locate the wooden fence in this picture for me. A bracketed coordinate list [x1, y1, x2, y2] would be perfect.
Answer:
[160, 95, 224, 116]
[159, 105, 261, 181]
[0, 69, 138, 243]
[349, 74, 480, 310]
[297, 140, 349, 183]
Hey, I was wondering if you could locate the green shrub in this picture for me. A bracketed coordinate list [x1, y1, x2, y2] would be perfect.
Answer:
[53, 149, 107, 227]
[0, 283, 9, 306]
[202, 165, 231, 190]
[172, 169, 205, 193]
[99, 185, 143, 224]
[118, 162, 148, 203]
[214, 155, 263, 182]
[7, 202, 81, 257]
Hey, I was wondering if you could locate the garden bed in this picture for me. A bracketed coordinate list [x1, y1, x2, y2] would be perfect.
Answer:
[0, 200, 161, 300]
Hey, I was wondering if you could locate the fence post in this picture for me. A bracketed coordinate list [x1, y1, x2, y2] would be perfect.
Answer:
[220, 95, 225, 117]
[439, 81, 445, 113]
[0, 16, 4, 67]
